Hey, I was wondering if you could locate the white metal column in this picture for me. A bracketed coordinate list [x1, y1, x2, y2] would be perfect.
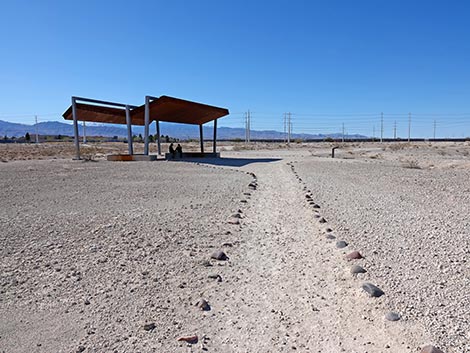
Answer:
[125, 105, 133, 155]
[72, 97, 81, 160]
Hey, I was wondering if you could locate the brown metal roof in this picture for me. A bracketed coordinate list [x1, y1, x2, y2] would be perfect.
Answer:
[62, 103, 130, 124]
[63, 96, 229, 126]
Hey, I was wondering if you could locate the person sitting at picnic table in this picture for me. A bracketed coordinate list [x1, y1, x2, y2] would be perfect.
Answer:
[169, 143, 175, 158]
[176, 144, 183, 158]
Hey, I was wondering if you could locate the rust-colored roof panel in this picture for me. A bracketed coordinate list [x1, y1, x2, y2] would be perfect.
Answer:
[131, 96, 229, 125]
[62, 96, 229, 126]
[63, 103, 146, 125]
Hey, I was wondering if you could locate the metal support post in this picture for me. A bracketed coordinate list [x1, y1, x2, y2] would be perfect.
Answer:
[332, 146, 339, 158]
[72, 97, 81, 160]
[199, 124, 204, 153]
[156, 121, 161, 155]
[125, 105, 133, 155]
[213, 119, 217, 153]
[144, 96, 150, 155]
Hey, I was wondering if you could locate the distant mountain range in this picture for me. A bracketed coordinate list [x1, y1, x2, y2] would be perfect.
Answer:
[0, 120, 367, 140]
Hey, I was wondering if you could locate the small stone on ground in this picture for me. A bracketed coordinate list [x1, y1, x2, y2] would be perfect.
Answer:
[143, 322, 156, 331]
[211, 250, 228, 261]
[197, 299, 211, 311]
[362, 283, 385, 297]
[336, 240, 348, 249]
[385, 312, 401, 321]
[350, 265, 367, 274]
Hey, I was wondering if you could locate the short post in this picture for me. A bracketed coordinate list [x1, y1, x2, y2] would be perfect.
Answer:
[125, 105, 133, 155]
[144, 96, 150, 155]
[199, 124, 204, 153]
[72, 97, 81, 160]
[156, 120, 161, 155]
[332, 146, 339, 158]
[213, 119, 217, 153]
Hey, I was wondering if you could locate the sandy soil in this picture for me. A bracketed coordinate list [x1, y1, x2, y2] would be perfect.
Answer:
[1, 142, 469, 352]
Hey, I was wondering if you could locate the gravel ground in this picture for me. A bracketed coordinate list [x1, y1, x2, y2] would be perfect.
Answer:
[0, 159, 251, 352]
[294, 154, 470, 353]
[1, 143, 469, 353]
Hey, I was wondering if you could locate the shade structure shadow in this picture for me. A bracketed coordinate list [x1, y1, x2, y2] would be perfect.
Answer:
[170, 157, 282, 167]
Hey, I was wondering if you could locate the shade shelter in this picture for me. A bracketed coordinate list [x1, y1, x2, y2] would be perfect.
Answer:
[63, 95, 229, 160]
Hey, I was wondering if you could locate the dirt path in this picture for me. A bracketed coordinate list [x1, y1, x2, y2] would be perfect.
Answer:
[200, 158, 426, 353]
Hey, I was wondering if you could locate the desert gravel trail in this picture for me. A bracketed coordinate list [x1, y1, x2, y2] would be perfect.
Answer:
[193, 157, 426, 352]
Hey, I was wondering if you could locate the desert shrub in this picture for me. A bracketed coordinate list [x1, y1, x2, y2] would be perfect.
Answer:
[402, 159, 421, 169]
[389, 143, 406, 151]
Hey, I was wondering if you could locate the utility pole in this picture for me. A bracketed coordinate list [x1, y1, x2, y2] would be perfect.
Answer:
[433, 120, 436, 140]
[408, 112, 411, 143]
[83, 121, 87, 144]
[373, 125, 375, 140]
[342, 123, 345, 143]
[248, 110, 251, 143]
[380, 112, 384, 143]
[34, 115, 39, 143]
[244, 112, 248, 143]
[283, 113, 286, 143]
[393, 121, 397, 140]
[287, 112, 291, 144]
[244, 110, 251, 143]
[290, 117, 293, 142]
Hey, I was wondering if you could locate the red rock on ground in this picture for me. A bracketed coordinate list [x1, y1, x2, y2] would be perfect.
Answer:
[346, 251, 363, 260]
[177, 335, 198, 344]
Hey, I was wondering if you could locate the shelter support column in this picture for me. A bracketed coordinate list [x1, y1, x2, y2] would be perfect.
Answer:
[72, 97, 81, 160]
[199, 124, 204, 153]
[213, 119, 217, 153]
[144, 96, 150, 155]
[125, 105, 133, 155]
[156, 121, 161, 155]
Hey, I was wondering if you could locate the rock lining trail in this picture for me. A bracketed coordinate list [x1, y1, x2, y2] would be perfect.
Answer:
[195, 159, 426, 352]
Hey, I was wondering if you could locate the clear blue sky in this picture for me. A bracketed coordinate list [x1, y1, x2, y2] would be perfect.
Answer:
[1, 0, 470, 137]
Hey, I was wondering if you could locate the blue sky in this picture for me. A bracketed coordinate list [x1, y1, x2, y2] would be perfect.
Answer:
[1, 0, 470, 137]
